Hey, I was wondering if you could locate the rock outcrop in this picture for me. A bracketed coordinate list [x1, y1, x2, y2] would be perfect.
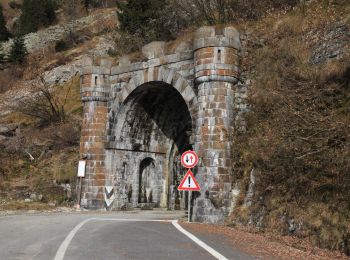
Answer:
[2, 9, 117, 55]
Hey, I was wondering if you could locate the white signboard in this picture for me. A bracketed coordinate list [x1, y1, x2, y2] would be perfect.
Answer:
[77, 160, 86, 177]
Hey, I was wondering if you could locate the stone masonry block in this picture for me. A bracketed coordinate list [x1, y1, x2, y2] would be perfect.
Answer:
[142, 41, 166, 59]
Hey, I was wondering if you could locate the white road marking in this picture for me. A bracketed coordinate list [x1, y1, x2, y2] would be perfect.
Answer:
[55, 217, 228, 260]
[54, 218, 173, 260]
[172, 220, 228, 260]
[54, 218, 92, 260]
[91, 218, 173, 222]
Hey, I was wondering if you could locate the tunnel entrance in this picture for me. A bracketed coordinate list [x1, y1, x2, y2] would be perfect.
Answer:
[108, 81, 193, 210]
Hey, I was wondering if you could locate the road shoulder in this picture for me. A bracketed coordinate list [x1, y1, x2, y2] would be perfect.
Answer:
[180, 222, 349, 260]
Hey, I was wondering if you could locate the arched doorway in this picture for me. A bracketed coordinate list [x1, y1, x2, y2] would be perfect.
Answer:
[138, 157, 155, 204]
[108, 81, 194, 209]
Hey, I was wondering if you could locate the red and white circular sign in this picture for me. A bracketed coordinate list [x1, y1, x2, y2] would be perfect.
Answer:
[181, 150, 199, 169]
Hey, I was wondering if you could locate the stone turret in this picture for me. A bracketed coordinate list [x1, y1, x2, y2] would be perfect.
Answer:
[193, 26, 241, 223]
[194, 26, 240, 84]
[79, 57, 111, 209]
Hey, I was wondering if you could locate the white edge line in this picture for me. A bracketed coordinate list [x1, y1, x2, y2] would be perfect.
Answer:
[172, 220, 228, 260]
[54, 218, 173, 260]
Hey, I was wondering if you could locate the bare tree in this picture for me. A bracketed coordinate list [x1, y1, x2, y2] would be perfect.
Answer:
[172, 0, 299, 25]
[171, 0, 236, 25]
[15, 76, 71, 125]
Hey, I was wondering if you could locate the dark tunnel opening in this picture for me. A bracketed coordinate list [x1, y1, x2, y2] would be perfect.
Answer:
[119, 81, 193, 154]
[110, 81, 194, 209]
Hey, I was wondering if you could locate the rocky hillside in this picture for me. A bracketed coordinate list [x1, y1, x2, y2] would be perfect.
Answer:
[0, 5, 118, 210]
[232, 1, 350, 255]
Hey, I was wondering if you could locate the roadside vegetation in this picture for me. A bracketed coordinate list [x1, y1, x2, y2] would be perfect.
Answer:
[0, 76, 81, 209]
[232, 1, 350, 255]
[114, 0, 299, 54]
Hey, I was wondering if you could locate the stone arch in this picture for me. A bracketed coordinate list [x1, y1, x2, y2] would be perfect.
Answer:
[106, 70, 196, 210]
[111, 80, 194, 154]
[118, 67, 198, 113]
[107, 66, 198, 151]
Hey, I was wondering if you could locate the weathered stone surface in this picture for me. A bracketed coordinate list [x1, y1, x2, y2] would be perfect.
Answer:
[142, 41, 166, 59]
[2, 10, 118, 55]
[44, 61, 82, 85]
[79, 26, 243, 223]
[305, 22, 349, 65]
[175, 41, 192, 52]
[0, 124, 18, 135]
[0, 135, 7, 142]
[118, 56, 131, 66]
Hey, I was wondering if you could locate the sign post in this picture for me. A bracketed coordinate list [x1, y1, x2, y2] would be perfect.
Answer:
[178, 151, 200, 222]
[188, 191, 191, 223]
[77, 160, 86, 209]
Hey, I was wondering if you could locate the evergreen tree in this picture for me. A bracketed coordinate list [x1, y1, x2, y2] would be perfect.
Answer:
[117, 0, 172, 41]
[18, 0, 56, 35]
[0, 44, 5, 63]
[9, 37, 27, 64]
[82, 0, 92, 9]
[0, 4, 11, 41]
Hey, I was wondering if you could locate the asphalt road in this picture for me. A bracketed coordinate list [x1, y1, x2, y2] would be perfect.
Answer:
[0, 210, 254, 260]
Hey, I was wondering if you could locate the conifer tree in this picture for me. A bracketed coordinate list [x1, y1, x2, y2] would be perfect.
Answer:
[0, 44, 5, 63]
[9, 37, 27, 64]
[0, 4, 11, 41]
[82, 0, 92, 9]
[117, 0, 171, 41]
[18, 0, 56, 35]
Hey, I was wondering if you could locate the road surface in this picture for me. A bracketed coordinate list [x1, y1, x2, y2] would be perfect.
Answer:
[0, 210, 254, 260]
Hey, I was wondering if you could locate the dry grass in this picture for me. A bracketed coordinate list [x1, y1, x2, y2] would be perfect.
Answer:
[183, 222, 350, 259]
[232, 0, 350, 255]
[0, 76, 82, 207]
[0, 200, 53, 211]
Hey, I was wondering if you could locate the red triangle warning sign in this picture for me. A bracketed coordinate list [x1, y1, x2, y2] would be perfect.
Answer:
[178, 170, 201, 191]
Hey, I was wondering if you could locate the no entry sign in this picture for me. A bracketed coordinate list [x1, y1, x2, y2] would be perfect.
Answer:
[181, 150, 198, 169]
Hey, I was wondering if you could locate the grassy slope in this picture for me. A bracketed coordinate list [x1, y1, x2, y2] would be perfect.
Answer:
[0, 77, 82, 210]
[232, 1, 350, 255]
[0, 2, 118, 209]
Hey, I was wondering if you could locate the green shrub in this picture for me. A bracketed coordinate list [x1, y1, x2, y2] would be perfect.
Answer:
[0, 4, 11, 41]
[9, 36, 27, 63]
[54, 40, 68, 52]
[18, 0, 56, 35]
[117, 0, 173, 43]
[0, 44, 5, 63]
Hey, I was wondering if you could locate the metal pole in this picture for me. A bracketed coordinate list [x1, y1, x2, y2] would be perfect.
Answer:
[188, 190, 191, 223]
[77, 177, 82, 208]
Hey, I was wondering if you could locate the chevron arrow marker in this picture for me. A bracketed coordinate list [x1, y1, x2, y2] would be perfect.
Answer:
[105, 186, 114, 197]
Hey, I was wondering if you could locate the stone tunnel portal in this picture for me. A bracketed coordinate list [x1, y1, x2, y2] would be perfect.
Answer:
[106, 81, 193, 210]
[80, 25, 242, 222]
